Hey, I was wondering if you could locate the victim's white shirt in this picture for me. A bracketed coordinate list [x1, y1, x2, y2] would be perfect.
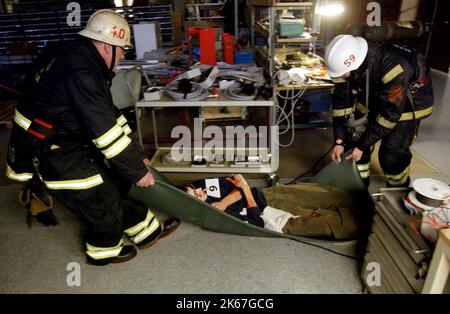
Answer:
[261, 206, 300, 233]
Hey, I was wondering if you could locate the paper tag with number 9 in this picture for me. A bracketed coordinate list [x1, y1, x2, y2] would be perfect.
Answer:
[205, 178, 221, 198]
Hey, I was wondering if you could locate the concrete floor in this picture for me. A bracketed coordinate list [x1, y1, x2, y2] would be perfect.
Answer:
[0, 71, 448, 294]
[0, 125, 366, 294]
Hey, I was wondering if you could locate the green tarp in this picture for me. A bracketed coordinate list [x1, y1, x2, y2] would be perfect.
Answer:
[128, 159, 366, 243]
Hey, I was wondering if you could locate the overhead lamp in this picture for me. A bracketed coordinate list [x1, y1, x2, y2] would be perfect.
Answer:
[114, 0, 134, 7]
[315, 3, 345, 16]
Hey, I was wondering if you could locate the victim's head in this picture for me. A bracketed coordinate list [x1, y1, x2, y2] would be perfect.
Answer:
[185, 186, 207, 201]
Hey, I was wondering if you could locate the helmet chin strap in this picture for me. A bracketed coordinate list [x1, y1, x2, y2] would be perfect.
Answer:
[109, 45, 117, 72]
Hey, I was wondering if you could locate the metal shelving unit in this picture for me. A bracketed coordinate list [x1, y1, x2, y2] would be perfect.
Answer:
[185, 1, 226, 22]
[249, 1, 318, 77]
[249, 1, 333, 131]
[135, 96, 279, 174]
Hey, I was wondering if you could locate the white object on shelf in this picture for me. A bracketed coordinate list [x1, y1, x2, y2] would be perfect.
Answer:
[132, 23, 161, 59]
[143, 88, 162, 101]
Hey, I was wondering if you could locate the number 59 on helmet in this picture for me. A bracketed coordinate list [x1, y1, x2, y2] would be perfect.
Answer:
[324, 35, 368, 78]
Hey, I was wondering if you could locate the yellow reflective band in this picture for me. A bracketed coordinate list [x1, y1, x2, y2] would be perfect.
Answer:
[87, 248, 122, 260]
[355, 102, 368, 114]
[332, 106, 354, 117]
[6, 165, 33, 182]
[102, 135, 131, 159]
[382, 64, 404, 85]
[13, 109, 32, 131]
[376, 115, 397, 129]
[92, 124, 124, 149]
[395, 21, 413, 29]
[385, 165, 410, 181]
[124, 210, 155, 237]
[86, 239, 124, 252]
[122, 124, 132, 136]
[45, 174, 103, 190]
[399, 107, 433, 121]
[331, 77, 347, 83]
[117, 115, 127, 126]
[132, 218, 160, 244]
[357, 163, 370, 171]
[387, 175, 409, 186]
[359, 170, 370, 179]
[86, 239, 124, 260]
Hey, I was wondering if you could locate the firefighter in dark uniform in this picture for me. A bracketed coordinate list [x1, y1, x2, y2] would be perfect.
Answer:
[6, 10, 179, 265]
[324, 35, 433, 187]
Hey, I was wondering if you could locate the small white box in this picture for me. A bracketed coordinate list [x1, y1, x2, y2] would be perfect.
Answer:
[143, 88, 162, 101]
[219, 79, 235, 90]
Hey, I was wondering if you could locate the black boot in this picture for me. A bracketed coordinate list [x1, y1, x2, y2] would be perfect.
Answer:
[87, 245, 137, 266]
[136, 225, 162, 250]
[136, 217, 181, 249]
[160, 217, 181, 238]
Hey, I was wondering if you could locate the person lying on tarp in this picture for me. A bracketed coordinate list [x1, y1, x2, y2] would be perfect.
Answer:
[185, 174, 360, 240]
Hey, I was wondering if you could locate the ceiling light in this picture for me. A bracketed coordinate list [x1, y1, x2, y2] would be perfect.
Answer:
[315, 4, 345, 16]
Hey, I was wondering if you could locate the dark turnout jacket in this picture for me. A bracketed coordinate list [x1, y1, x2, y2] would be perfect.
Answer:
[7, 37, 147, 189]
[332, 42, 434, 151]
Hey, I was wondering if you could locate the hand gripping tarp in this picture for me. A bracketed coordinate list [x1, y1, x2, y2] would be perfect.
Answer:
[128, 159, 366, 243]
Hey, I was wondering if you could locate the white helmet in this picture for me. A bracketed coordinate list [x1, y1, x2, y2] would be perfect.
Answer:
[324, 35, 368, 78]
[79, 9, 132, 49]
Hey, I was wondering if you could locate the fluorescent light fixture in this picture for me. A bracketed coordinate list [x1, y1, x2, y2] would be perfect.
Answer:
[315, 4, 345, 16]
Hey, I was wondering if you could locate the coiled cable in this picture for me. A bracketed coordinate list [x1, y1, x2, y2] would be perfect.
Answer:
[164, 81, 209, 101]
[223, 82, 258, 101]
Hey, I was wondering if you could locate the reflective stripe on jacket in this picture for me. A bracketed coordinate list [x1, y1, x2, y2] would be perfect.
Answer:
[331, 43, 433, 150]
[8, 37, 147, 186]
[6, 164, 104, 190]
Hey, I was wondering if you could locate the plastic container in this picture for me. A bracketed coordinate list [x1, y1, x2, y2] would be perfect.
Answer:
[199, 28, 216, 65]
[277, 19, 305, 38]
[234, 51, 253, 64]
[222, 33, 235, 64]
